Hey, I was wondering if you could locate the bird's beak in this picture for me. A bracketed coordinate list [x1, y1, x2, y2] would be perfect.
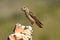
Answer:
[21, 7, 23, 11]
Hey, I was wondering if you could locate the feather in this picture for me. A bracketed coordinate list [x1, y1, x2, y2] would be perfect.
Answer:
[29, 12, 43, 28]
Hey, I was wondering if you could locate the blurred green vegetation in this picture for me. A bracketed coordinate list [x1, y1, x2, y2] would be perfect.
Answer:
[0, 0, 60, 40]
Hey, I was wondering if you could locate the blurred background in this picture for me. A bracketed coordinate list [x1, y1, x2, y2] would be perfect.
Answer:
[0, 0, 60, 40]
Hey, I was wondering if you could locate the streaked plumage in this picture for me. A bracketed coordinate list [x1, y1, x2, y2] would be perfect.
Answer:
[21, 6, 43, 28]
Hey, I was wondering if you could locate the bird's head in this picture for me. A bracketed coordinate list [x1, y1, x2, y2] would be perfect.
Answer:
[21, 6, 30, 13]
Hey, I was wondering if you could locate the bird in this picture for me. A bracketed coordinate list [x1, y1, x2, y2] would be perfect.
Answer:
[21, 6, 43, 28]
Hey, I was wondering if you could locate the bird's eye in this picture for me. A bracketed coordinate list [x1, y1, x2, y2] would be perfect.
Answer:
[24, 7, 25, 8]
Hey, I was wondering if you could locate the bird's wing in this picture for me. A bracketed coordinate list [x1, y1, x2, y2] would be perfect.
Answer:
[29, 11, 43, 25]
[29, 11, 43, 28]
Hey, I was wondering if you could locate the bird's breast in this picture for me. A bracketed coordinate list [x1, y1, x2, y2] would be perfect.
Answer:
[27, 14, 35, 22]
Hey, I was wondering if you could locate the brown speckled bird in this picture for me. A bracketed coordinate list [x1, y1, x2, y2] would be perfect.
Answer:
[21, 6, 43, 28]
